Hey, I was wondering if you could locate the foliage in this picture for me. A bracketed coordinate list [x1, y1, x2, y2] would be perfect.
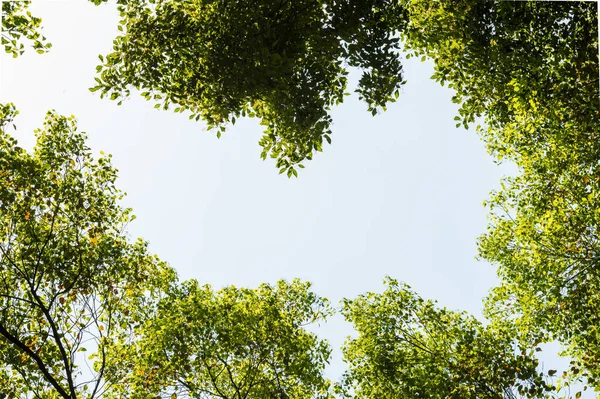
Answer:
[2, 1, 599, 397]
[340, 278, 554, 399]
[399, 0, 599, 387]
[0, 104, 175, 399]
[413, 0, 600, 386]
[105, 279, 334, 399]
[0, 106, 334, 399]
[402, 0, 598, 167]
[480, 163, 600, 389]
[90, 0, 407, 175]
[1, 0, 52, 57]
[90, 0, 597, 176]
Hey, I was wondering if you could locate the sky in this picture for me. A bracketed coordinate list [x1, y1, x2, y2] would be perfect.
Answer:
[0, 0, 552, 382]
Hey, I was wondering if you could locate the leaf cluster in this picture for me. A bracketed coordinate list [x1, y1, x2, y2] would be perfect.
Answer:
[90, 0, 407, 175]
[1, 1, 52, 57]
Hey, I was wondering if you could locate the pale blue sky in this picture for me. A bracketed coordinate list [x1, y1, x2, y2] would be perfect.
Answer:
[0, 0, 536, 380]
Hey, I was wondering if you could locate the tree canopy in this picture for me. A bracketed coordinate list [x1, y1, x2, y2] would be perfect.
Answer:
[2, 0, 599, 398]
[479, 152, 600, 388]
[107, 279, 333, 399]
[0, 104, 175, 398]
[0, 106, 331, 399]
[85, 2, 600, 383]
[340, 278, 556, 399]
[435, 1, 600, 386]
[403, 0, 598, 161]
[89, 0, 598, 176]
[90, 0, 407, 175]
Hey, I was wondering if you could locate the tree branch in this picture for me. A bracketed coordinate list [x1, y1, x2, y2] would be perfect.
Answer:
[0, 321, 71, 399]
